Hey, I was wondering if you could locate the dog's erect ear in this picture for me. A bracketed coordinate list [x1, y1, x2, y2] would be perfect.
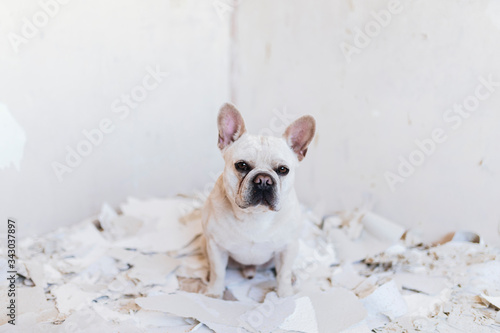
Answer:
[283, 115, 316, 161]
[217, 103, 246, 150]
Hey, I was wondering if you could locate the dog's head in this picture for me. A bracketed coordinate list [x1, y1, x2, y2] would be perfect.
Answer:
[216, 103, 315, 212]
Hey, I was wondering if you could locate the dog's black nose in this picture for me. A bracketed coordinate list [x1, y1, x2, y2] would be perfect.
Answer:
[253, 173, 273, 186]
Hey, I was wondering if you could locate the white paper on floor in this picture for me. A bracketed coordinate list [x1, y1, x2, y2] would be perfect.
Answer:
[1, 196, 500, 333]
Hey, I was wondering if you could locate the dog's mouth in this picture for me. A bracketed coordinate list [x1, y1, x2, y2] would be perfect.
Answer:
[237, 186, 279, 211]
[235, 171, 280, 211]
[249, 187, 276, 208]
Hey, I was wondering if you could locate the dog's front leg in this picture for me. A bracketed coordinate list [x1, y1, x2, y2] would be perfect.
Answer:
[275, 243, 298, 297]
[205, 238, 228, 298]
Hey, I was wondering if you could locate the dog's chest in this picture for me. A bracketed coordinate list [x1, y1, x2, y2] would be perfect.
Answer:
[210, 215, 294, 265]
[227, 239, 276, 265]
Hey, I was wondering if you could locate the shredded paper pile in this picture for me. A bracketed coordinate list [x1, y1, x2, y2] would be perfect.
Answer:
[1, 196, 500, 332]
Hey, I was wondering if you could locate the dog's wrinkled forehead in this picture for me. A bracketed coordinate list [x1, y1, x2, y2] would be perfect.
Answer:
[224, 134, 296, 167]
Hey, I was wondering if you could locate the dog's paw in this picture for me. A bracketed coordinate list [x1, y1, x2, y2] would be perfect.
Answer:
[277, 283, 294, 298]
[205, 286, 224, 299]
[206, 292, 223, 299]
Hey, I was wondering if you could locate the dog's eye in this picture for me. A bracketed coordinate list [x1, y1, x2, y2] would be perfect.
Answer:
[277, 166, 289, 175]
[235, 161, 250, 172]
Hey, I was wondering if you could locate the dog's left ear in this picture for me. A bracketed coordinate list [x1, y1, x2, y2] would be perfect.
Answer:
[217, 103, 246, 150]
[283, 115, 316, 161]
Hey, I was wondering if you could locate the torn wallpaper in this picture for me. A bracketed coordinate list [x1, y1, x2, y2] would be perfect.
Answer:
[1, 197, 499, 332]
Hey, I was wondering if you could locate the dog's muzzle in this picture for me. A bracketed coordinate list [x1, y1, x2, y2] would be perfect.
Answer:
[247, 172, 278, 209]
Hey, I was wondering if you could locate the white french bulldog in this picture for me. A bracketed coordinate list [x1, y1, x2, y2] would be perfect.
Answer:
[202, 103, 316, 298]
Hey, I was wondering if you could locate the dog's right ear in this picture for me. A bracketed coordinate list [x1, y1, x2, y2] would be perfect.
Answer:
[217, 103, 246, 150]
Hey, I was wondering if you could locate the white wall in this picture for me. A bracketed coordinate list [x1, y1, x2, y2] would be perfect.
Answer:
[0, 0, 230, 236]
[2, 0, 500, 245]
[232, 0, 500, 244]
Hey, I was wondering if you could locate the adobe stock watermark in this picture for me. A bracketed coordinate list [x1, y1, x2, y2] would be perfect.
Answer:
[212, 0, 242, 20]
[236, 292, 288, 333]
[8, 0, 71, 54]
[340, 0, 403, 63]
[293, 238, 336, 288]
[385, 74, 499, 192]
[234, 238, 334, 333]
[51, 65, 169, 182]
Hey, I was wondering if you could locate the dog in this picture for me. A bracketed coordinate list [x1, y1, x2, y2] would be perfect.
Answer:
[202, 103, 316, 298]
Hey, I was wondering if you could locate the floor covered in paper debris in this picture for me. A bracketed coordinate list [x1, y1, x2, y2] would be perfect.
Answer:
[1, 196, 500, 332]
